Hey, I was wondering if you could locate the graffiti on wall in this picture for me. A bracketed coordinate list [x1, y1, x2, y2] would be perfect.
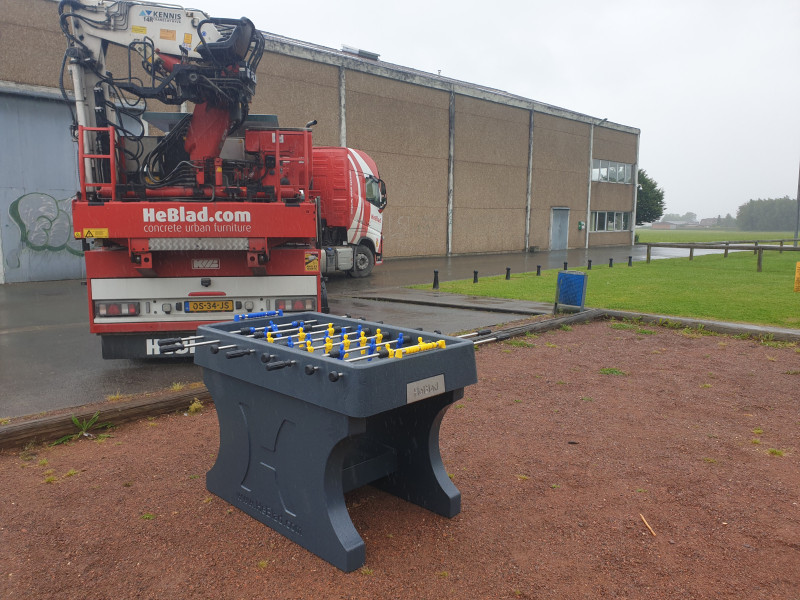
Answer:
[5, 193, 83, 270]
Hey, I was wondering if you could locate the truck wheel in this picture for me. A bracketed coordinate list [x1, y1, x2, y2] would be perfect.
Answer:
[349, 245, 374, 278]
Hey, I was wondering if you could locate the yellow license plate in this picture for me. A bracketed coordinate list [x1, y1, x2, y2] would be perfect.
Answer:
[185, 300, 233, 313]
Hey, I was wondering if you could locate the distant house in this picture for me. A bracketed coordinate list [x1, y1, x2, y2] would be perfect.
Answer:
[699, 218, 718, 228]
[652, 221, 678, 230]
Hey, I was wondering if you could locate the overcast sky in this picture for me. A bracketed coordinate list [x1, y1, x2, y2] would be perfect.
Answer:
[201, 0, 799, 220]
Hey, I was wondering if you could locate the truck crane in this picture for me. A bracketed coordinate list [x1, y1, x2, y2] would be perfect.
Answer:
[58, 0, 387, 358]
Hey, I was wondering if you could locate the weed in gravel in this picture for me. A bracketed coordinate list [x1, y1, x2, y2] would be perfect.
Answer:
[784, 370, 800, 375]
[545, 342, 558, 348]
[141, 512, 155, 520]
[51, 412, 113, 446]
[38, 458, 48, 467]
[516, 474, 530, 481]
[701, 383, 712, 388]
[360, 566, 374, 575]
[581, 396, 593, 402]
[437, 571, 449, 578]
[768, 448, 785, 457]
[0, 417, 10, 425]
[751, 439, 761, 445]
[107, 391, 123, 401]
[766, 356, 777, 362]
[43, 474, 57, 484]
[187, 399, 203, 414]
[560, 324, 573, 332]
[599, 368, 627, 376]
[257, 560, 269, 569]
[753, 428, 764, 435]
[703, 457, 717, 464]
[636, 328, 656, 335]
[759, 336, 796, 349]
[63, 469, 79, 478]
[609, 322, 637, 331]
[170, 381, 186, 391]
[505, 338, 535, 348]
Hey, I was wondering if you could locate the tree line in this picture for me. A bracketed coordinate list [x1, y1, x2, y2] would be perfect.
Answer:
[635, 169, 797, 230]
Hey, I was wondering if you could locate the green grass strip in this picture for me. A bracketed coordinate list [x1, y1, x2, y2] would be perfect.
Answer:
[417, 251, 800, 329]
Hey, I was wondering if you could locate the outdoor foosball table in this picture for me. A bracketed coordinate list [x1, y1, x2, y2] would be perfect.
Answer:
[161, 312, 478, 572]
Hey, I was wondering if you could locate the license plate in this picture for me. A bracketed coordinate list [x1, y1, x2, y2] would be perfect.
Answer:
[184, 300, 233, 313]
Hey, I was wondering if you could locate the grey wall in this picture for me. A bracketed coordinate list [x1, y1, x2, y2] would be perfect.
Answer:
[0, 92, 85, 283]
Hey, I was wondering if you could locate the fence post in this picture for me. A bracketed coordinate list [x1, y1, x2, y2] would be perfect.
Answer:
[780, 240, 784, 253]
[757, 248, 763, 272]
[724, 243, 729, 258]
[689, 247, 694, 261]
[754, 241, 758, 255]
[646, 245, 651, 263]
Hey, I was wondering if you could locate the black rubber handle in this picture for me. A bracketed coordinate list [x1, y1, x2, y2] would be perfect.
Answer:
[328, 371, 343, 382]
[266, 360, 295, 371]
[226, 349, 253, 359]
[159, 344, 184, 353]
[158, 338, 183, 346]
[304, 364, 319, 375]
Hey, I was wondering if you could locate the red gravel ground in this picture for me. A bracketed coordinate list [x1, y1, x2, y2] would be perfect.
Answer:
[1, 319, 798, 599]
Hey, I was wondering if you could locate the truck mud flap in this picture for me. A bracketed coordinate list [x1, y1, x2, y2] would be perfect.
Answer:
[101, 334, 196, 359]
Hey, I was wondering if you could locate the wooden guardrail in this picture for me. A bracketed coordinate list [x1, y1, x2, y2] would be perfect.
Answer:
[645, 240, 800, 272]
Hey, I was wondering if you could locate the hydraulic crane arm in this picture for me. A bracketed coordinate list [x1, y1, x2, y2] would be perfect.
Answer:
[58, 0, 264, 190]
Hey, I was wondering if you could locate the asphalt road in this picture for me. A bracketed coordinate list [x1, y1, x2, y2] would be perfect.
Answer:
[0, 245, 691, 419]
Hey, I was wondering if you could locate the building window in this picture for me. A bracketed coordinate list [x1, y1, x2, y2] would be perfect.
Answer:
[590, 211, 632, 232]
[592, 159, 633, 184]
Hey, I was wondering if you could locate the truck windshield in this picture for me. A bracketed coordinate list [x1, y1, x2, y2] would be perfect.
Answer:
[365, 175, 386, 210]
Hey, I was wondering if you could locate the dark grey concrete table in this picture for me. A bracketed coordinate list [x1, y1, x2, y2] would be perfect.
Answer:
[179, 312, 477, 571]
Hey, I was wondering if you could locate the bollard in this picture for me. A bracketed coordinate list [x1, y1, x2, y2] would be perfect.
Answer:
[433, 270, 439, 289]
[563, 262, 568, 271]
[473, 270, 478, 284]
[628, 256, 633, 267]
[609, 258, 613, 268]
[587, 259, 592, 270]
[536, 265, 541, 276]
[505, 267, 511, 280]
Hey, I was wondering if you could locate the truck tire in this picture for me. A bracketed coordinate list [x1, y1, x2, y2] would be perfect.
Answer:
[349, 245, 374, 278]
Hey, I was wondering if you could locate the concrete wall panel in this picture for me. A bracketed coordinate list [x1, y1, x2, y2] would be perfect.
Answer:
[591, 183, 636, 213]
[451, 96, 529, 253]
[254, 54, 340, 147]
[345, 72, 450, 257]
[593, 127, 638, 164]
[529, 113, 591, 250]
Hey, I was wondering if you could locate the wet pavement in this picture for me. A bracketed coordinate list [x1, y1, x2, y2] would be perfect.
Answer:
[0, 244, 710, 419]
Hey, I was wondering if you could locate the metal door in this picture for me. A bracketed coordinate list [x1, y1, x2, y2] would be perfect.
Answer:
[550, 208, 569, 250]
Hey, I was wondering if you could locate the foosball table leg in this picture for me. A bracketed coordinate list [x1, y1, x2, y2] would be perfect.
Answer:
[204, 372, 368, 572]
[368, 391, 462, 518]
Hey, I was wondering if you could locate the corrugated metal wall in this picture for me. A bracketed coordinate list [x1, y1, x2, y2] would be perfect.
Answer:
[0, 93, 85, 283]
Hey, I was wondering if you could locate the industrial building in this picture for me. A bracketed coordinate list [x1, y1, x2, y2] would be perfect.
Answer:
[0, 0, 639, 283]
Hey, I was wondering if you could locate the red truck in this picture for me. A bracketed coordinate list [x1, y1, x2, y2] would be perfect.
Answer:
[59, 0, 386, 358]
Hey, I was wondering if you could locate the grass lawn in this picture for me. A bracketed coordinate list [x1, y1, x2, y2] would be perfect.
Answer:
[635, 229, 796, 244]
[420, 251, 800, 329]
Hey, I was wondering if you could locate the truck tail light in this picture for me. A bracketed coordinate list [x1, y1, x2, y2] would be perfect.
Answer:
[95, 301, 141, 317]
[274, 298, 316, 312]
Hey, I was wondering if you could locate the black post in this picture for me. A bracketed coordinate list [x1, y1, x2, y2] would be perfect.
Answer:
[433, 270, 439, 289]
[505, 267, 511, 280]
[609, 258, 614, 268]
[628, 255, 633, 267]
[473, 270, 478, 284]
[587, 259, 592, 270]
[536, 265, 541, 276]
[563, 262, 568, 271]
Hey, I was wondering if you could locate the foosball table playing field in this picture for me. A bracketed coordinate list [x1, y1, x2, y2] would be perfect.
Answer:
[161, 312, 478, 572]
